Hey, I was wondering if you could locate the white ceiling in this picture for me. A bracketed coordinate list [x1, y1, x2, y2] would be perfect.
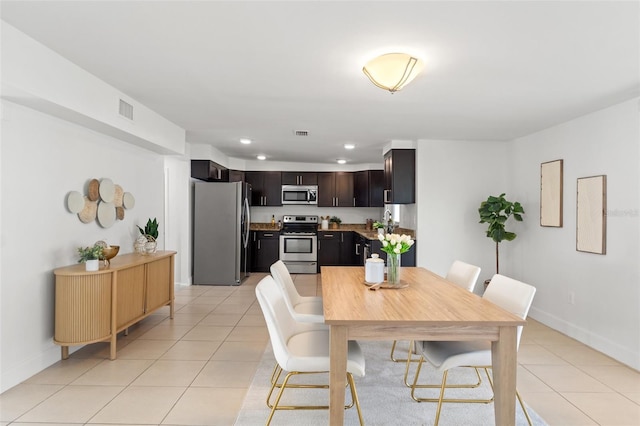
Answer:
[2, 1, 638, 165]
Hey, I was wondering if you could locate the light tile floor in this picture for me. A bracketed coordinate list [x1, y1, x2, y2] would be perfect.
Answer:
[1, 272, 639, 425]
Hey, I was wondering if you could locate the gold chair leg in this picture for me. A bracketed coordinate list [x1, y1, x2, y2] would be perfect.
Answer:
[265, 370, 362, 425]
[347, 372, 365, 426]
[516, 389, 533, 426]
[390, 339, 418, 362]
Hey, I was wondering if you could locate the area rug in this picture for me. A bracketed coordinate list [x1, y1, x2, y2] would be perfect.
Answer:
[234, 340, 548, 425]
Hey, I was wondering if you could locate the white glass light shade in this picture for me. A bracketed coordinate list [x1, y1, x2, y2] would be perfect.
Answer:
[362, 53, 424, 93]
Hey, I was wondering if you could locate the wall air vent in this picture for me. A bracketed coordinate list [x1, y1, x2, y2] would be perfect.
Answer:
[294, 130, 309, 136]
[118, 99, 134, 120]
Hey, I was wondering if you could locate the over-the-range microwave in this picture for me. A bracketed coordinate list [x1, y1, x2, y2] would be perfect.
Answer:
[281, 185, 318, 205]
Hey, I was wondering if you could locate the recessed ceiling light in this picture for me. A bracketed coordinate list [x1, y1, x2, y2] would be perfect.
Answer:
[337, 159, 347, 164]
[344, 144, 355, 150]
[240, 138, 252, 145]
[257, 155, 266, 160]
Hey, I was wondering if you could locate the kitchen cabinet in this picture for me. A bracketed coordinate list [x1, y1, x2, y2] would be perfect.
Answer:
[251, 230, 280, 272]
[281, 172, 318, 185]
[191, 160, 228, 182]
[318, 231, 358, 270]
[383, 149, 415, 204]
[317, 231, 341, 266]
[53, 251, 175, 360]
[245, 171, 282, 206]
[370, 239, 417, 267]
[318, 172, 354, 207]
[228, 169, 245, 182]
[354, 170, 384, 207]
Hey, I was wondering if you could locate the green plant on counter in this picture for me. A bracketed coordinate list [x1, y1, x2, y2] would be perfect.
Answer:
[372, 221, 385, 229]
[329, 216, 342, 224]
[138, 218, 159, 240]
[77, 244, 104, 263]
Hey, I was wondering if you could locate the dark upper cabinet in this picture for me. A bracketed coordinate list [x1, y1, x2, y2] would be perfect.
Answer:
[281, 172, 318, 185]
[318, 172, 354, 207]
[384, 149, 415, 204]
[245, 171, 282, 206]
[228, 170, 245, 182]
[354, 170, 384, 207]
[191, 160, 229, 182]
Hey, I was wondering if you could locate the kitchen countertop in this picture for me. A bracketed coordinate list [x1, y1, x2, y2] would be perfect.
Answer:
[250, 223, 415, 240]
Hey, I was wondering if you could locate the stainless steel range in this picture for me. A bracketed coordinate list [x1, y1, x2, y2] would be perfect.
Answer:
[279, 215, 318, 274]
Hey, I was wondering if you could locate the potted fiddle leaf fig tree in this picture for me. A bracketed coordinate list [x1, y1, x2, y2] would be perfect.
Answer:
[478, 193, 524, 281]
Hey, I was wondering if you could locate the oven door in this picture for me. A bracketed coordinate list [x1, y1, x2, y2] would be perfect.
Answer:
[279, 234, 318, 262]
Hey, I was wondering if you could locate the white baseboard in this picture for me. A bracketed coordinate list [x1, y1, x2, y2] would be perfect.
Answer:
[529, 306, 640, 371]
[0, 343, 63, 393]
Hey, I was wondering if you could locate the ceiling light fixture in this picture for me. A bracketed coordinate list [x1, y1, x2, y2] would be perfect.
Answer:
[337, 159, 347, 165]
[344, 144, 355, 150]
[257, 155, 266, 160]
[240, 138, 252, 145]
[362, 53, 424, 93]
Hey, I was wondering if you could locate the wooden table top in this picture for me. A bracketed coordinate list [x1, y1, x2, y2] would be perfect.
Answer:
[321, 266, 525, 327]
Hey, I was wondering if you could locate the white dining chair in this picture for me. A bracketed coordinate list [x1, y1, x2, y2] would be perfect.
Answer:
[409, 274, 536, 426]
[270, 260, 324, 322]
[391, 260, 481, 364]
[255, 275, 366, 425]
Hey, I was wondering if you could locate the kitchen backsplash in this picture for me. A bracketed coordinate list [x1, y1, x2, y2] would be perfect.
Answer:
[250, 206, 383, 226]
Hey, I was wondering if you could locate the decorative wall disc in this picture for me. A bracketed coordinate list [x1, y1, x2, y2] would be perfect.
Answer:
[97, 201, 116, 228]
[88, 179, 100, 201]
[113, 184, 124, 207]
[123, 192, 136, 209]
[78, 197, 97, 223]
[99, 178, 115, 203]
[67, 191, 84, 213]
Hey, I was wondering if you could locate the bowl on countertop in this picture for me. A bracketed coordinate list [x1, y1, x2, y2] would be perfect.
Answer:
[101, 245, 120, 266]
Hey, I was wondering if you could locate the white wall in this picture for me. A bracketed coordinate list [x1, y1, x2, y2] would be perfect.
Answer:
[164, 156, 191, 285]
[415, 139, 512, 286]
[508, 98, 640, 369]
[0, 101, 166, 391]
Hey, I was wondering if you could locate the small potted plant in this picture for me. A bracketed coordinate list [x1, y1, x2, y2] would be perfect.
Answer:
[329, 216, 342, 229]
[373, 221, 385, 235]
[136, 218, 159, 254]
[77, 244, 104, 271]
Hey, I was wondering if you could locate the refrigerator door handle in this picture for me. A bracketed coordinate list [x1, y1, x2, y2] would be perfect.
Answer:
[243, 196, 251, 248]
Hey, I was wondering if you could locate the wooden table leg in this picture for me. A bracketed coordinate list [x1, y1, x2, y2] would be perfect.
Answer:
[61, 346, 69, 360]
[329, 325, 348, 425]
[492, 326, 518, 426]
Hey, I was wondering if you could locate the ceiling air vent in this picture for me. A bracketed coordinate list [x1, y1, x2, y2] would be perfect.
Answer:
[294, 130, 309, 136]
[118, 99, 134, 120]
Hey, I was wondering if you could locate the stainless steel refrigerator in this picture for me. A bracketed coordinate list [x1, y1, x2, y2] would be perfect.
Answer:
[193, 181, 251, 285]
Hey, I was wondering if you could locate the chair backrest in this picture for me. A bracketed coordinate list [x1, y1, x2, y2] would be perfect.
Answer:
[483, 274, 536, 348]
[445, 260, 481, 292]
[270, 260, 302, 306]
[255, 275, 300, 369]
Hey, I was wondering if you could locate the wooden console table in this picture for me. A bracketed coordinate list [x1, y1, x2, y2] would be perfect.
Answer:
[53, 251, 176, 360]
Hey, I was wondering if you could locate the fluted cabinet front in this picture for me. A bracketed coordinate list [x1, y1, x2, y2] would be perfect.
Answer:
[54, 274, 112, 344]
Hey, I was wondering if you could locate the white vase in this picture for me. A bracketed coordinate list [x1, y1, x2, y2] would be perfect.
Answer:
[378, 228, 385, 236]
[85, 259, 99, 271]
[321, 219, 329, 230]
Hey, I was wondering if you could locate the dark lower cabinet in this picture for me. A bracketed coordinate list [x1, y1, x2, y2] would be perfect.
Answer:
[318, 232, 341, 266]
[251, 231, 280, 272]
[369, 239, 417, 267]
[318, 231, 359, 271]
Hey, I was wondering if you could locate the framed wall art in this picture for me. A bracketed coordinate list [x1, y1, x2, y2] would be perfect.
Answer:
[540, 159, 563, 227]
[576, 175, 607, 254]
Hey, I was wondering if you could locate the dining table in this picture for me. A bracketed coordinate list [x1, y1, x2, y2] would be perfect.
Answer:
[321, 266, 526, 425]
